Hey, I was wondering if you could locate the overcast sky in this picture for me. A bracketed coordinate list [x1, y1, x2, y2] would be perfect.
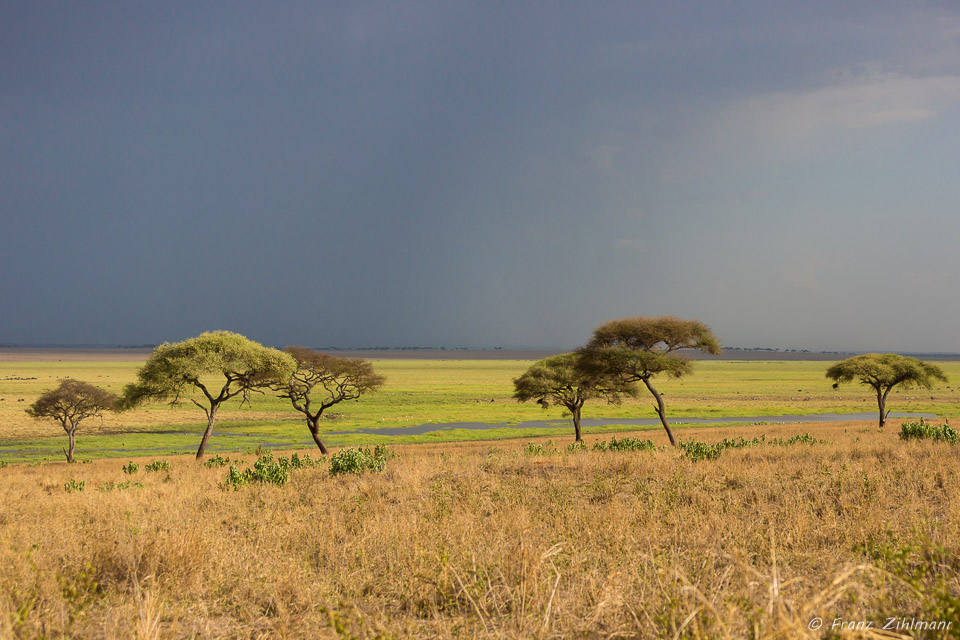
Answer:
[2, 1, 959, 351]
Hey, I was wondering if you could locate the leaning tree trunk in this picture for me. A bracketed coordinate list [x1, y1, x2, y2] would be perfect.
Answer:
[877, 386, 893, 430]
[572, 404, 583, 443]
[195, 405, 218, 460]
[307, 415, 329, 455]
[642, 376, 677, 446]
[64, 428, 76, 463]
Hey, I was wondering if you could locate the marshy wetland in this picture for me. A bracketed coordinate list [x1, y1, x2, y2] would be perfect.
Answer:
[2, 352, 959, 461]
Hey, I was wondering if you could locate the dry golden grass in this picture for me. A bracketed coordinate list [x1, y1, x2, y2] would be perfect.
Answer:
[1, 421, 958, 639]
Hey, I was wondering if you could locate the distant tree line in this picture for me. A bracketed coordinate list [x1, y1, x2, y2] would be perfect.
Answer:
[22, 325, 950, 462]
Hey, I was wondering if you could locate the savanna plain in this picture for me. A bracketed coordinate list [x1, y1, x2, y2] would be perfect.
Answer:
[1, 352, 959, 638]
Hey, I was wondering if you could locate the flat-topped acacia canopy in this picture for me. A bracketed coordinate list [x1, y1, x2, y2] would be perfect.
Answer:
[826, 353, 947, 429]
[578, 316, 721, 446]
[120, 331, 296, 459]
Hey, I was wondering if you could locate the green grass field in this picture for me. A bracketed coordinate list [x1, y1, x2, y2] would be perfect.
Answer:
[2, 357, 959, 462]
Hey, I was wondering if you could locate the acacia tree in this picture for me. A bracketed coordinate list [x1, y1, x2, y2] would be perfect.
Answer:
[826, 353, 947, 430]
[577, 316, 721, 446]
[26, 379, 118, 463]
[120, 331, 296, 459]
[513, 352, 637, 443]
[275, 347, 385, 454]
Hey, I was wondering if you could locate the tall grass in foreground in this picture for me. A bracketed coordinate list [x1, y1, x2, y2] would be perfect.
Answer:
[0, 423, 958, 638]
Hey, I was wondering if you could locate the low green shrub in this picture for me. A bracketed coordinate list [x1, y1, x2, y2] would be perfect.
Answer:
[899, 418, 958, 444]
[121, 462, 139, 474]
[680, 432, 823, 462]
[203, 455, 231, 468]
[97, 481, 142, 491]
[677, 439, 725, 462]
[771, 433, 822, 446]
[279, 452, 318, 470]
[523, 441, 554, 456]
[593, 437, 657, 452]
[250, 452, 290, 484]
[718, 435, 766, 449]
[566, 441, 588, 453]
[145, 460, 171, 472]
[329, 445, 390, 476]
[223, 451, 301, 489]
[64, 479, 85, 493]
[222, 451, 328, 490]
[224, 465, 250, 490]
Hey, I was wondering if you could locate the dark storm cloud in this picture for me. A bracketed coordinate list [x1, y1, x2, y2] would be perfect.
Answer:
[3, 1, 960, 351]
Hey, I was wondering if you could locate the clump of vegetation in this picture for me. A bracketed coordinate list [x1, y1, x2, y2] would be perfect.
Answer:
[522, 441, 557, 456]
[222, 451, 324, 490]
[279, 452, 318, 470]
[63, 479, 84, 493]
[202, 455, 231, 468]
[566, 441, 588, 453]
[899, 418, 958, 444]
[97, 481, 142, 492]
[718, 435, 766, 449]
[593, 436, 657, 452]
[771, 433, 822, 446]
[0, 460, 8, 468]
[677, 439, 726, 462]
[145, 460, 171, 473]
[223, 465, 249, 489]
[224, 452, 290, 490]
[329, 445, 390, 475]
[121, 461, 139, 474]
[680, 433, 823, 461]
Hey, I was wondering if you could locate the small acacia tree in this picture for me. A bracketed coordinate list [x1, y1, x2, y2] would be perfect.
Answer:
[120, 331, 296, 459]
[26, 379, 118, 463]
[826, 353, 947, 430]
[275, 347, 385, 454]
[513, 352, 637, 443]
[578, 316, 721, 446]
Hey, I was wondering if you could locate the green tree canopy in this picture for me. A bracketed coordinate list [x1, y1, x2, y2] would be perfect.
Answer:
[276, 347, 385, 454]
[826, 353, 947, 429]
[120, 331, 296, 459]
[26, 379, 118, 463]
[578, 316, 721, 446]
[513, 352, 637, 442]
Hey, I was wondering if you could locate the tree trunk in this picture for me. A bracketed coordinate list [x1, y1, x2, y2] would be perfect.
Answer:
[642, 376, 676, 446]
[66, 429, 76, 463]
[877, 387, 892, 430]
[195, 405, 218, 460]
[307, 416, 329, 455]
[572, 405, 583, 443]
